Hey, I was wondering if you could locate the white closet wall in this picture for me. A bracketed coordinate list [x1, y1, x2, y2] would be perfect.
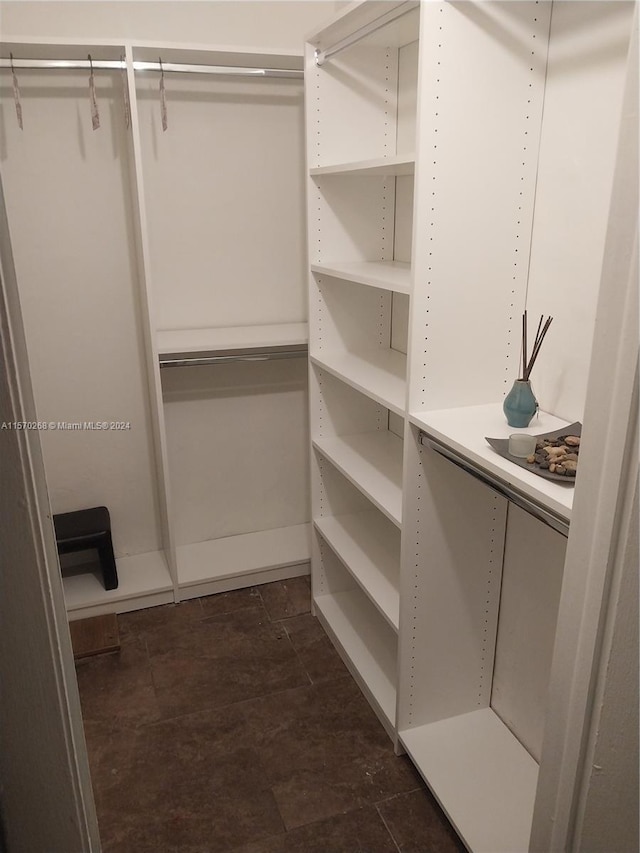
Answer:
[0, 2, 335, 50]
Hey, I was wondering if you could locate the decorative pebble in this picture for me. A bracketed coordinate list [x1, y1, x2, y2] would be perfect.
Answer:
[513, 431, 580, 479]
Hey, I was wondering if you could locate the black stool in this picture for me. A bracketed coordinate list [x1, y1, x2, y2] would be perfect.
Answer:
[54, 506, 119, 591]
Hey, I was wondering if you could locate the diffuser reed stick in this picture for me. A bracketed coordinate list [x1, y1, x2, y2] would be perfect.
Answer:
[520, 312, 553, 381]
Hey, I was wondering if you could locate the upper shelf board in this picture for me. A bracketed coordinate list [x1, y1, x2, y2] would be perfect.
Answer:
[157, 323, 308, 358]
[307, 1, 420, 52]
[132, 44, 303, 71]
[311, 261, 411, 295]
[410, 404, 575, 521]
[310, 155, 415, 177]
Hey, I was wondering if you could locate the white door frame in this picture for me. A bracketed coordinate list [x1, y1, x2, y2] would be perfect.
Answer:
[0, 174, 100, 852]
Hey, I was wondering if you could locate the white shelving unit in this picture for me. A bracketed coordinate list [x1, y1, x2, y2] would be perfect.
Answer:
[306, 1, 636, 850]
[1, 39, 311, 614]
[306, 0, 419, 750]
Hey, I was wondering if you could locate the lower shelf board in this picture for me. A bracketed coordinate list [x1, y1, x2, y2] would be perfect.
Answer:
[64, 549, 174, 620]
[314, 589, 397, 737]
[176, 523, 311, 598]
[314, 511, 400, 631]
[400, 708, 539, 853]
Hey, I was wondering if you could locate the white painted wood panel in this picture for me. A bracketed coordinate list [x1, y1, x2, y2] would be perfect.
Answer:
[136, 71, 306, 331]
[0, 68, 161, 557]
[399, 434, 507, 726]
[310, 155, 415, 177]
[396, 39, 418, 154]
[305, 42, 400, 167]
[157, 323, 308, 356]
[315, 588, 397, 729]
[310, 261, 410, 294]
[524, 1, 635, 423]
[313, 429, 403, 527]
[64, 550, 174, 619]
[310, 349, 406, 416]
[311, 363, 388, 441]
[315, 510, 400, 629]
[491, 505, 566, 762]
[401, 708, 538, 853]
[162, 357, 309, 546]
[408, 1, 551, 412]
[177, 523, 310, 589]
[311, 175, 396, 264]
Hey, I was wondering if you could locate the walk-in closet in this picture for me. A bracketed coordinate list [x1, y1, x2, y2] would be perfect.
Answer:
[0, 2, 637, 852]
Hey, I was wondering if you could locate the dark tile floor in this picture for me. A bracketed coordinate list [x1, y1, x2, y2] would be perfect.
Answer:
[76, 577, 465, 852]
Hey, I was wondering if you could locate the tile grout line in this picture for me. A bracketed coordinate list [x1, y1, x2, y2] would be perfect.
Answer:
[375, 803, 403, 853]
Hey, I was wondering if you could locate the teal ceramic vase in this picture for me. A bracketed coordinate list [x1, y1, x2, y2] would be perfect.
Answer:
[503, 379, 538, 428]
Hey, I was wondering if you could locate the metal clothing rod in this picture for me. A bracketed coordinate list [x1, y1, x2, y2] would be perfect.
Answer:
[0, 58, 303, 79]
[159, 348, 307, 368]
[419, 431, 570, 538]
[314, 0, 418, 67]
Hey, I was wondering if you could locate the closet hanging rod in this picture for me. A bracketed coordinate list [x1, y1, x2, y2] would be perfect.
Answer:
[0, 58, 303, 78]
[419, 431, 570, 538]
[314, 0, 418, 67]
[159, 348, 307, 368]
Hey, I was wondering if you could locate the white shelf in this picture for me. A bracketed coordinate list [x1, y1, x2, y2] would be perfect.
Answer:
[310, 154, 415, 177]
[64, 550, 174, 620]
[315, 511, 400, 631]
[311, 260, 411, 294]
[400, 708, 539, 853]
[176, 523, 311, 598]
[315, 589, 397, 735]
[157, 322, 308, 357]
[410, 404, 575, 521]
[313, 431, 403, 528]
[311, 349, 406, 417]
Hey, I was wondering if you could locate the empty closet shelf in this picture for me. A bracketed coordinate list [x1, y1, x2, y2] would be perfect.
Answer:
[157, 323, 308, 366]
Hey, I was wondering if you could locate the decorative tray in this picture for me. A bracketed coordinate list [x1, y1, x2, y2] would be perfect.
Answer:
[486, 422, 582, 484]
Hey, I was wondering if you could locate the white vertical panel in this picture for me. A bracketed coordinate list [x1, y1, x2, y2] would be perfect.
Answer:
[393, 174, 414, 262]
[525, 1, 635, 422]
[408, 1, 551, 412]
[136, 72, 306, 331]
[491, 505, 566, 761]
[312, 365, 387, 439]
[307, 43, 400, 166]
[391, 292, 409, 354]
[314, 275, 392, 355]
[312, 175, 396, 264]
[0, 68, 161, 557]
[396, 39, 418, 154]
[399, 432, 507, 729]
[162, 358, 309, 546]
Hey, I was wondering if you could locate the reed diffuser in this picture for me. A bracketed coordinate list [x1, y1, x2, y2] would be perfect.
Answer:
[503, 311, 553, 427]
